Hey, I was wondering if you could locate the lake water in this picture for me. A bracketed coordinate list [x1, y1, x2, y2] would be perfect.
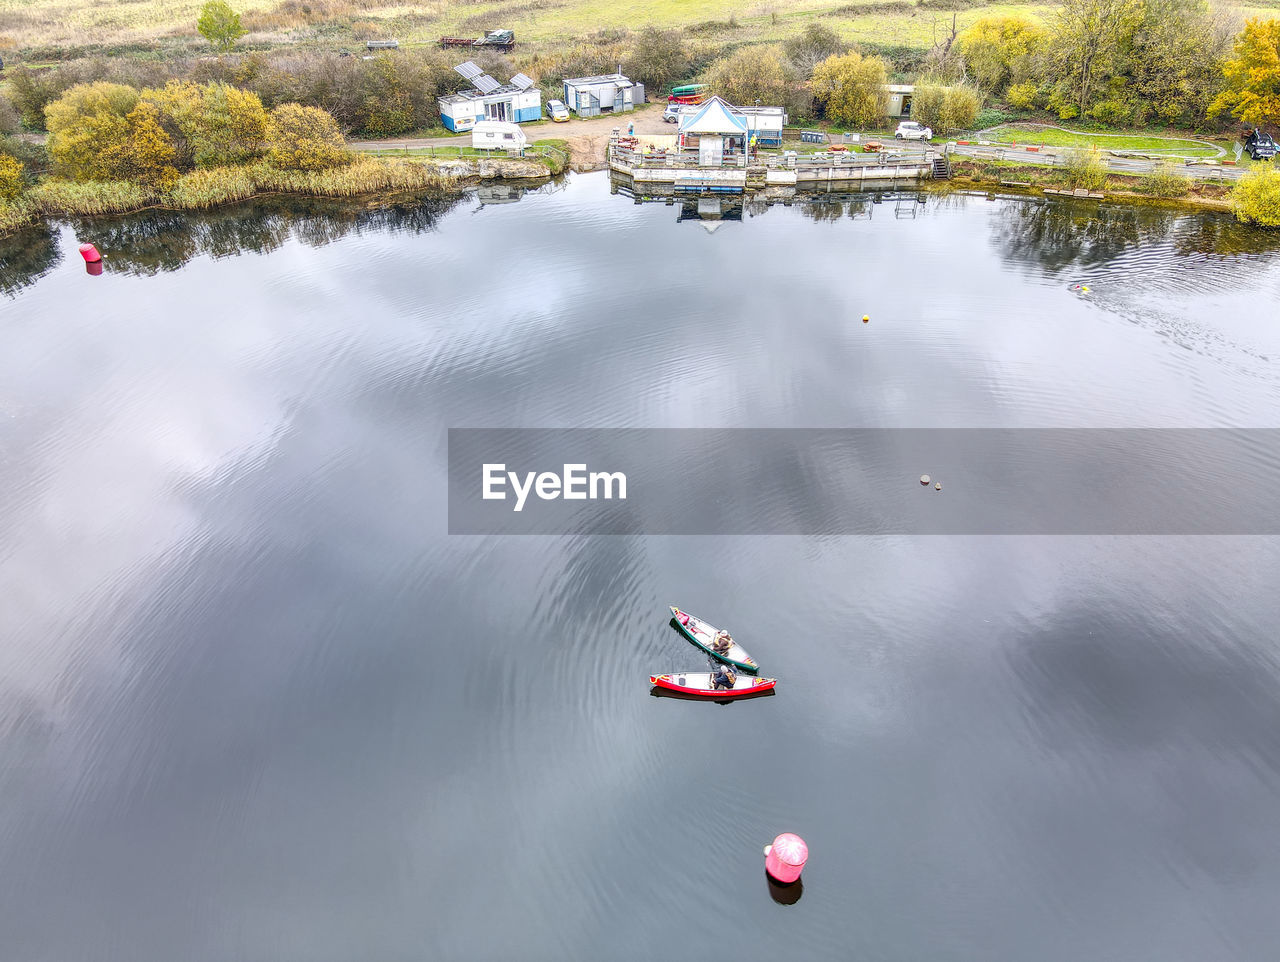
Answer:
[3, 174, 1280, 962]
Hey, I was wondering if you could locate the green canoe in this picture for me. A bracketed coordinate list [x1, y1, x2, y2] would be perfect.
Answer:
[669, 606, 759, 674]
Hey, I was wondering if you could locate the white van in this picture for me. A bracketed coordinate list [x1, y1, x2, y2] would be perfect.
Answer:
[472, 120, 527, 151]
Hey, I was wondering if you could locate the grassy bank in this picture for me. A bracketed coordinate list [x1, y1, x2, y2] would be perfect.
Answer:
[0, 154, 525, 233]
[944, 157, 1235, 212]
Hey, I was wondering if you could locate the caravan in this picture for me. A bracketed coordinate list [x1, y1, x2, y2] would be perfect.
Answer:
[471, 120, 527, 152]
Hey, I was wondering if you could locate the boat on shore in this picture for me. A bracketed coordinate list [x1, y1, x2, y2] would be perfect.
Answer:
[669, 606, 759, 673]
[649, 671, 777, 698]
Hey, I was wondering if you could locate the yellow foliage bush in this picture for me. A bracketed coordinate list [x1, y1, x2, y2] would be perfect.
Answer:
[266, 103, 351, 172]
[0, 154, 24, 200]
[811, 52, 889, 128]
[1232, 167, 1280, 227]
[1006, 82, 1039, 110]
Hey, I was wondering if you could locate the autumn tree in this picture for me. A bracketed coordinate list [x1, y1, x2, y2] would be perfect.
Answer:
[624, 27, 690, 91]
[704, 46, 805, 115]
[811, 52, 889, 128]
[1048, 0, 1143, 118]
[784, 23, 848, 76]
[266, 103, 350, 171]
[1128, 0, 1226, 125]
[105, 101, 179, 188]
[146, 81, 268, 167]
[197, 0, 246, 52]
[44, 82, 139, 180]
[1212, 18, 1280, 127]
[957, 15, 1048, 94]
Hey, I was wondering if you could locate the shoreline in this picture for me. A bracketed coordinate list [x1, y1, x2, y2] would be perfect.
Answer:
[2, 156, 1247, 239]
[0, 156, 553, 237]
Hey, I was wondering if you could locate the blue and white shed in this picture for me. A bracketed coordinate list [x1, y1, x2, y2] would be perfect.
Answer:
[439, 63, 542, 131]
[563, 73, 635, 117]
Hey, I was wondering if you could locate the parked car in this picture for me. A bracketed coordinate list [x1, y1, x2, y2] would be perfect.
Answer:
[547, 99, 570, 122]
[895, 121, 933, 141]
[1244, 129, 1277, 160]
[663, 103, 683, 123]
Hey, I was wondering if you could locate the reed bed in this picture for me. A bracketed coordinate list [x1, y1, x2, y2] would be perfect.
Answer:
[0, 200, 35, 233]
[28, 179, 157, 215]
[247, 157, 453, 197]
[1, 157, 464, 235]
[169, 167, 258, 208]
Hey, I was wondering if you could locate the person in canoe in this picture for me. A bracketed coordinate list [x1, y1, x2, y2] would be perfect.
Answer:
[711, 630, 733, 656]
[711, 663, 738, 690]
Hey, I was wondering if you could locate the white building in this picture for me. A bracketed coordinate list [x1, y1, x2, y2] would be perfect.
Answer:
[563, 73, 637, 117]
[439, 63, 542, 131]
[886, 84, 915, 119]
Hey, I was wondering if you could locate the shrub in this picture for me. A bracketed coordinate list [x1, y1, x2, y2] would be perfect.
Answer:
[0, 96, 20, 135]
[811, 52, 889, 128]
[0, 154, 23, 200]
[1063, 148, 1108, 191]
[146, 81, 268, 167]
[45, 82, 139, 180]
[911, 82, 982, 134]
[108, 101, 179, 189]
[624, 27, 690, 91]
[266, 103, 350, 171]
[1006, 82, 1039, 110]
[1142, 161, 1190, 198]
[1232, 167, 1280, 227]
[784, 23, 848, 76]
[704, 46, 807, 116]
[1089, 98, 1139, 126]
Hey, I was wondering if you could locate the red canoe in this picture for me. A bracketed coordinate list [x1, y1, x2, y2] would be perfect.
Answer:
[650, 671, 777, 698]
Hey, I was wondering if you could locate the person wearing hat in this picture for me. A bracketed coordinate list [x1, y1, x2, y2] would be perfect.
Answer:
[711, 662, 738, 690]
[711, 629, 733, 655]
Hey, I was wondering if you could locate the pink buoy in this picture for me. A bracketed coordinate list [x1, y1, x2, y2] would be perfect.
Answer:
[78, 243, 101, 263]
[764, 833, 808, 883]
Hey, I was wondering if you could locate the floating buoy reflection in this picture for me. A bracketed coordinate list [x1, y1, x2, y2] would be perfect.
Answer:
[766, 870, 804, 905]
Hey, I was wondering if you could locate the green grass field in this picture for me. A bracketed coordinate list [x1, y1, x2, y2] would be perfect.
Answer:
[977, 124, 1224, 158]
[4, 0, 1272, 66]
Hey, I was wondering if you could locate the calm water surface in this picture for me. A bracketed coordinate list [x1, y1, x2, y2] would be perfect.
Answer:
[3, 176, 1280, 961]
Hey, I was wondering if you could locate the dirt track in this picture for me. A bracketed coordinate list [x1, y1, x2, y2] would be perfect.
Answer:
[348, 102, 671, 170]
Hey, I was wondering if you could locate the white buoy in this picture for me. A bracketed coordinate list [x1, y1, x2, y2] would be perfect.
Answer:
[920, 475, 930, 485]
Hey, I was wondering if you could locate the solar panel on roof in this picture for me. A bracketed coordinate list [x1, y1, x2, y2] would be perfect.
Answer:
[454, 61, 483, 80]
[473, 74, 501, 93]
[510, 73, 534, 91]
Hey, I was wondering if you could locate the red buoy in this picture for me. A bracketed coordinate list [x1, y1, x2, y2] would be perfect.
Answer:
[78, 243, 101, 263]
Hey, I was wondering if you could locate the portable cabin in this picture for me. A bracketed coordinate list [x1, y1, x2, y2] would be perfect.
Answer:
[563, 73, 635, 117]
[886, 84, 915, 118]
[438, 62, 542, 131]
[472, 120, 527, 151]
